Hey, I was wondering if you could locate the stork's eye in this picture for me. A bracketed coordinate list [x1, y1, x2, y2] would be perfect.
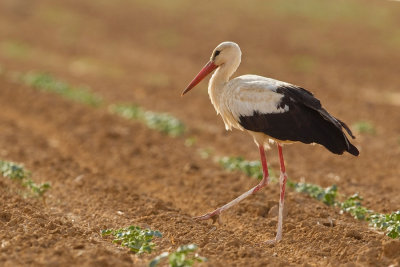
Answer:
[214, 50, 221, 57]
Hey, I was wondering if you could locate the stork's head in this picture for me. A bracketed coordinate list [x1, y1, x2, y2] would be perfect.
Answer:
[211, 41, 241, 66]
[181, 41, 241, 96]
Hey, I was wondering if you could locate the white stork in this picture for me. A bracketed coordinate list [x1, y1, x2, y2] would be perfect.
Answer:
[181, 41, 359, 243]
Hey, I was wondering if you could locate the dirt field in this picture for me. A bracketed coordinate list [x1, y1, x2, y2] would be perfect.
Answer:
[1, 0, 400, 266]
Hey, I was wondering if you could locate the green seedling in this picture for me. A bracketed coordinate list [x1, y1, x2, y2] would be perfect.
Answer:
[184, 137, 197, 147]
[339, 193, 372, 220]
[0, 160, 27, 181]
[149, 244, 207, 267]
[369, 211, 400, 239]
[19, 72, 103, 107]
[110, 104, 142, 120]
[23, 179, 51, 197]
[144, 111, 185, 137]
[0, 160, 50, 197]
[352, 121, 375, 134]
[289, 182, 338, 206]
[337, 193, 400, 238]
[110, 104, 185, 137]
[198, 148, 214, 159]
[218, 156, 276, 180]
[101, 226, 162, 254]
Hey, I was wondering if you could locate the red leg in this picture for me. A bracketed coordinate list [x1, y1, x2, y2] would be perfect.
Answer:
[275, 143, 288, 241]
[194, 145, 269, 221]
[253, 145, 269, 193]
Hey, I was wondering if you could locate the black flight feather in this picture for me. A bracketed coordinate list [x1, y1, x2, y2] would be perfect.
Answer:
[239, 85, 359, 156]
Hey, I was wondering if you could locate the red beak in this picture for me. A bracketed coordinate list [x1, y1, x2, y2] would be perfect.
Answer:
[181, 61, 218, 96]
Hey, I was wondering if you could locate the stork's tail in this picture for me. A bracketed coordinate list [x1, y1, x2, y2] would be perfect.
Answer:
[346, 138, 359, 156]
[335, 118, 359, 156]
[337, 118, 356, 139]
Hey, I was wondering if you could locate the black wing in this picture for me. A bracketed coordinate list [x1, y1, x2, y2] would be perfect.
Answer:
[239, 85, 359, 156]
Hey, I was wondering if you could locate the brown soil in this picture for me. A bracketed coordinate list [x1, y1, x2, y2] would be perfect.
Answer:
[1, 0, 400, 266]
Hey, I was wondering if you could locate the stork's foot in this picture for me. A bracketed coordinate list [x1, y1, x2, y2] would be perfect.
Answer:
[193, 209, 221, 224]
[264, 239, 276, 246]
[264, 236, 282, 246]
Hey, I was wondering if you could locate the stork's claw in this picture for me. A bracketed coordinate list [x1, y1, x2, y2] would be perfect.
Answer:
[193, 210, 221, 224]
[264, 235, 282, 246]
[264, 239, 278, 246]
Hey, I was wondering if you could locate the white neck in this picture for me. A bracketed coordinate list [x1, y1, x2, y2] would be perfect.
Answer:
[208, 56, 241, 115]
[208, 56, 241, 93]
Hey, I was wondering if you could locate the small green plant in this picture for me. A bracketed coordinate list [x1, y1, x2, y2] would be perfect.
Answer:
[101, 226, 162, 254]
[144, 111, 185, 137]
[149, 244, 207, 267]
[0, 160, 27, 181]
[184, 137, 197, 147]
[109, 104, 185, 137]
[219, 156, 262, 179]
[23, 179, 51, 196]
[0, 160, 50, 196]
[339, 193, 372, 220]
[218, 156, 276, 180]
[369, 211, 400, 239]
[352, 121, 375, 134]
[341, 198, 400, 239]
[19, 72, 103, 107]
[198, 148, 214, 159]
[289, 182, 338, 206]
[110, 104, 142, 119]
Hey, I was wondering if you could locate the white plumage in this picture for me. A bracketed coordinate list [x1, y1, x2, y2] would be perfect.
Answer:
[226, 76, 290, 128]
